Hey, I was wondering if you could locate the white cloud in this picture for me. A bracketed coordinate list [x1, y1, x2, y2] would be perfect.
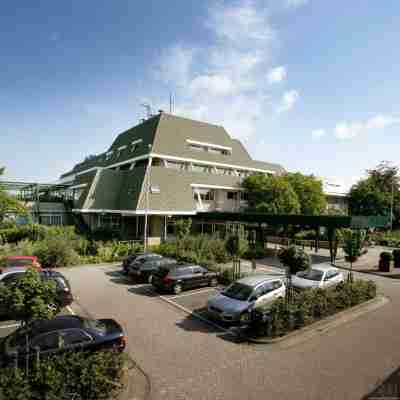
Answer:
[277, 90, 300, 113]
[286, 0, 308, 8]
[311, 129, 326, 139]
[155, 1, 300, 140]
[268, 66, 287, 83]
[335, 114, 400, 139]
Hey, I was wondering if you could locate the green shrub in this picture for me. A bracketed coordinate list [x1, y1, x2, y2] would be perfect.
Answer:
[0, 350, 126, 400]
[34, 237, 80, 268]
[250, 280, 377, 338]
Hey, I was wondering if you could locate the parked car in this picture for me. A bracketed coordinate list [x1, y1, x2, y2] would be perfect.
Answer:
[0, 268, 73, 317]
[0, 256, 42, 273]
[122, 253, 162, 275]
[0, 315, 126, 368]
[291, 264, 344, 290]
[128, 257, 176, 283]
[152, 263, 219, 294]
[207, 275, 286, 324]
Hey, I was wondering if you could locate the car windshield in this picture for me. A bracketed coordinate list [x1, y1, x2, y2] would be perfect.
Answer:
[6, 259, 33, 267]
[83, 319, 107, 335]
[222, 282, 253, 301]
[297, 269, 324, 281]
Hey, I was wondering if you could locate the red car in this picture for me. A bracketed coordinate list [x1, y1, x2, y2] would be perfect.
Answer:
[0, 256, 42, 273]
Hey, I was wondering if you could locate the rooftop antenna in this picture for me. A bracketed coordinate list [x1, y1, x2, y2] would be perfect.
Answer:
[141, 103, 152, 119]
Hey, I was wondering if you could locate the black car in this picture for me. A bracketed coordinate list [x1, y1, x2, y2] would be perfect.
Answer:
[0, 315, 126, 367]
[152, 263, 219, 294]
[0, 268, 73, 317]
[122, 253, 162, 275]
[128, 256, 176, 283]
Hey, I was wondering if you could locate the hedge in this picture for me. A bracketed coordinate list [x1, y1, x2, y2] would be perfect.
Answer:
[249, 280, 377, 338]
[0, 225, 77, 244]
[0, 350, 126, 400]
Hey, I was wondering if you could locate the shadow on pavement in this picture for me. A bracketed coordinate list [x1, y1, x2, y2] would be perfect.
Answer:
[105, 270, 132, 285]
[127, 286, 158, 297]
[175, 312, 224, 334]
[362, 366, 400, 399]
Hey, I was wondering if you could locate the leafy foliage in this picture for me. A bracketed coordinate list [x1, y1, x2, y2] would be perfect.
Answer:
[285, 172, 327, 215]
[175, 218, 192, 240]
[242, 174, 301, 214]
[0, 168, 27, 224]
[341, 229, 367, 262]
[0, 350, 126, 400]
[349, 162, 400, 225]
[277, 245, 310, 275]
[0, 269, 58, 321]
[250, 280, 377, 338]
[225, 224, 249, 258]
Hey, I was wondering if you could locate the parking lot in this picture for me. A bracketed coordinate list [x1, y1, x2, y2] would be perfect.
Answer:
[6, 262, 397, 400]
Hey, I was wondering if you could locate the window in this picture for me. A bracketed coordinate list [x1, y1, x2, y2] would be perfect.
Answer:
[61, 329, 92, 346]
[131, 139, 142, 152]
[240, 192, 249, 201]
[194, 190, 214, 201]
[324, 270, 339, 280]
[272, 280, 282, 290]
[260, 282, 274, 295]
[192, 164, 208, 173]
[100, 214, 121, 229]
[1, 273, 24, 285]
[189, 144, 205, 152]
[227, 192, 237, 200]
[193, 266, 203, 274]
[41, 215, 62, 226]
[31, 332, 61, 351]
[167, 161, 185, 170]
[105, 151, 113, 161]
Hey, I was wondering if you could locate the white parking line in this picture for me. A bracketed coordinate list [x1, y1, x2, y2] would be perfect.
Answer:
[157, 294, 231, 334]
[0, 323, 20, 330]
[168, 288, 219, 300]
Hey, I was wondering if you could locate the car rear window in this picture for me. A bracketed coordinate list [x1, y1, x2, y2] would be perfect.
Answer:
[6, 259, 33, 268]
[83, 319, 107, 335]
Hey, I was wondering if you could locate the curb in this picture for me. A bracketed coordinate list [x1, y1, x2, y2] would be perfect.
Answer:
[235, 295, 389, 346]
[118, 358, 151, 400]
[335, 264, 400, 280]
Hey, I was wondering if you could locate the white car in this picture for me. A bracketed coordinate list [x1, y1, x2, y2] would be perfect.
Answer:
[291, 264, 344, 290]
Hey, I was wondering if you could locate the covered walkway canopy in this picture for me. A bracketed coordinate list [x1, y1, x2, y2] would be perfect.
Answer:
[196, 212, 390, 263]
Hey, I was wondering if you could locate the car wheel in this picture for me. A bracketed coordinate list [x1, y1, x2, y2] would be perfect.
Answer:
[173, 283, 183, 295]
[210, 278, 218, 287]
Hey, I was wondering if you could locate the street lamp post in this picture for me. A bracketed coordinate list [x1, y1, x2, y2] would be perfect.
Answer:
[144, 146, 152, 252]
[390, 181, 394, 232]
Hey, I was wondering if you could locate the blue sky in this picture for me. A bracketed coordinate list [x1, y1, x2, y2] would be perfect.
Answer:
[1, 0, 399, 190]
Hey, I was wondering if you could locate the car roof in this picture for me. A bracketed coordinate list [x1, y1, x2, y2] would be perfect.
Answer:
[311, 263, 338, 272]
[5, 256, 37, 261]
[29, 316, 84, 335]
[0, 266, 31, 275]
[237, 274, 282, 287]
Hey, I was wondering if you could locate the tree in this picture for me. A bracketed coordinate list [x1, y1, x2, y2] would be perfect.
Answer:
[0, 269, 58, 323]
[340, 229, 367, 281]
[0, 167, 27, 224]
[242, 174, 300, 214]
[175, 218, 192, 240]
[285, 173, 327, 215]
[225, 224, 248, 281]
[349, 161, 400, 225]
[278, 245, 310, 303]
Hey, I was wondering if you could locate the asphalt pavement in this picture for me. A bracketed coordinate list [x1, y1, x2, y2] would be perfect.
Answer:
[55, 262, 400, 400]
